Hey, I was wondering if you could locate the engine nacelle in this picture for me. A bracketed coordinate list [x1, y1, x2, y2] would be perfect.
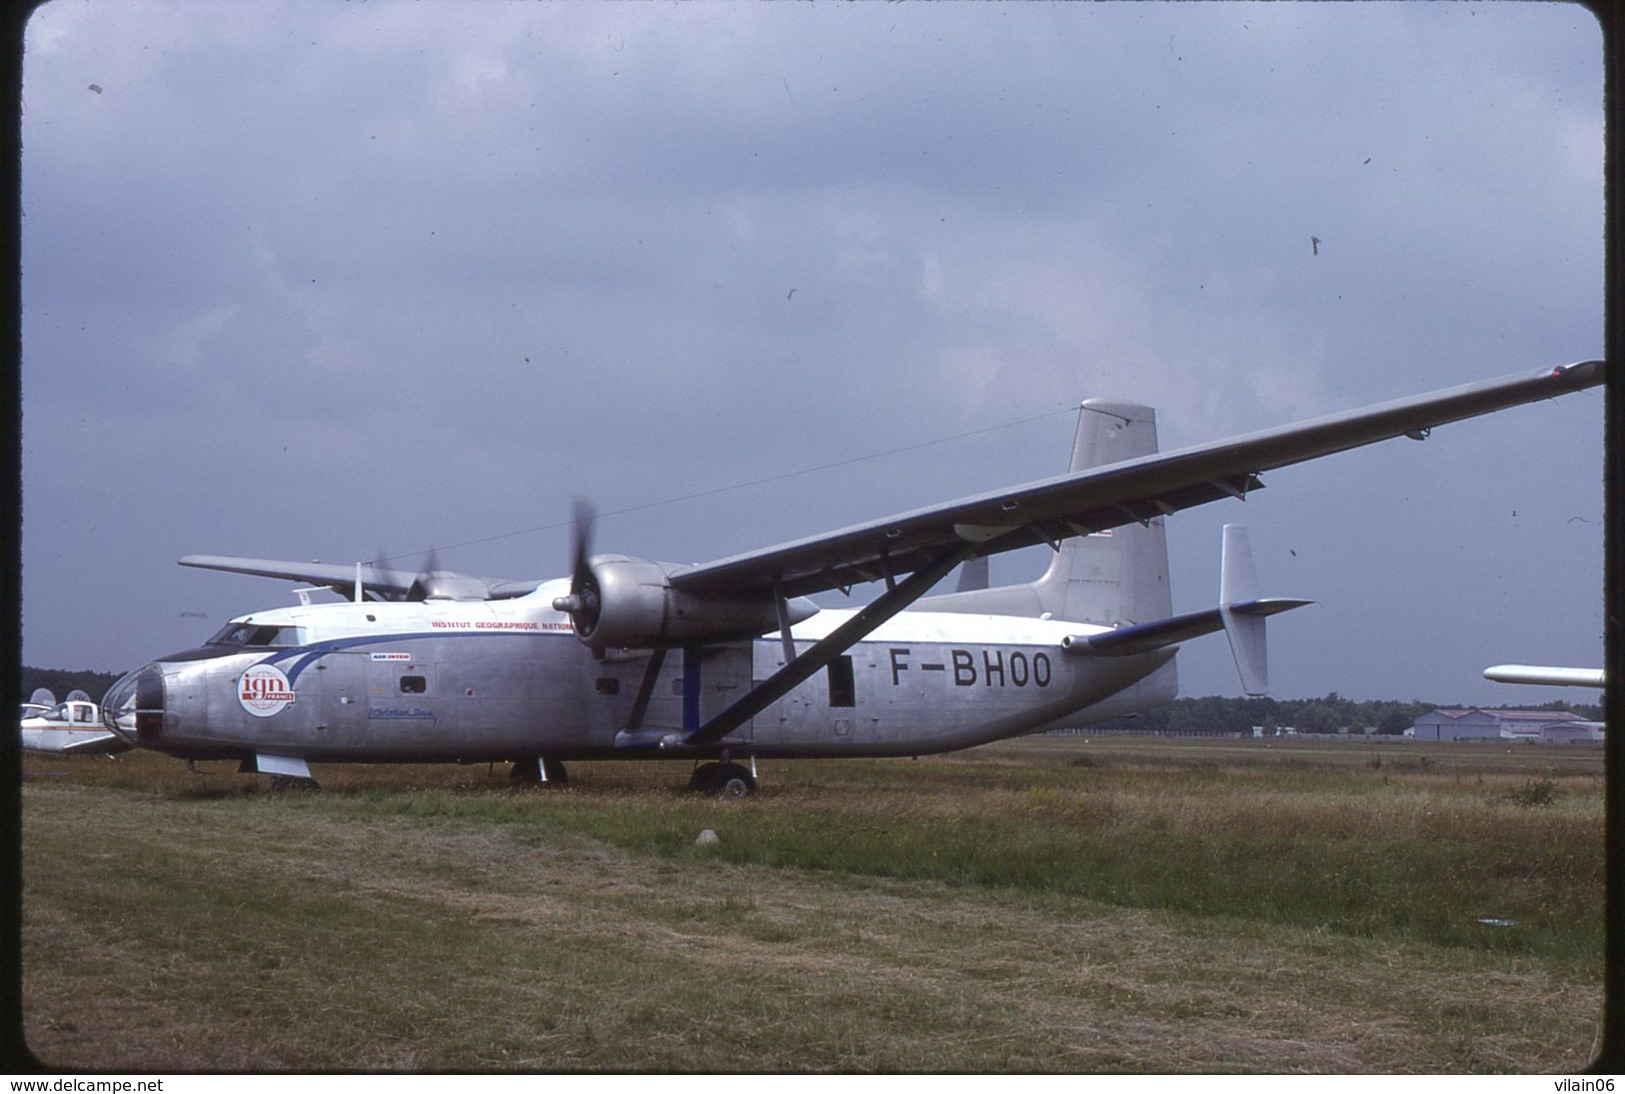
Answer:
[553, 554, 819, 649]
[410, 572, 501, 602]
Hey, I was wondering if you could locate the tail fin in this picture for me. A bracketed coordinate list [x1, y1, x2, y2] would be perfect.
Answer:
[1219, 524, 1311, 695]
[954, 556, 990, 593]
[921, 399, 1171, 625]
[1059, 524, 1310, 697]
[1220, 524, 1269, 694]
[1031, 399, 1172, 626]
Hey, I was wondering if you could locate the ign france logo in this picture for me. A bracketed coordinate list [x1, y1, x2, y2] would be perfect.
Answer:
[239, 664, 296, 717]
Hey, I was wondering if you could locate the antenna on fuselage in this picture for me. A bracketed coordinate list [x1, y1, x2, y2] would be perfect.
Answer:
[355, 561, 364, 603]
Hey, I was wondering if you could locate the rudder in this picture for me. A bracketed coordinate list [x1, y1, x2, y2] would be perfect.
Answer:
[922, 399, 1172, 627]
[1031, 400, 1172, 627]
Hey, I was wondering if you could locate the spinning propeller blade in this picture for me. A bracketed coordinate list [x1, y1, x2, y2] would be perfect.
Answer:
[406, 547, 442, 602]
[553, 497, 601, 633]
[571, 497, 594, 588]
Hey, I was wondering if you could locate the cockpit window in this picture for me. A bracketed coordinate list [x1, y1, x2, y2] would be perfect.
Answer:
[206, 622, 305, 648]
[32, 702, 93, 724]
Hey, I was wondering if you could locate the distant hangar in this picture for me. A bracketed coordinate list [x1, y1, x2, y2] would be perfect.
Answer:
[1409, 708, 1603, 743]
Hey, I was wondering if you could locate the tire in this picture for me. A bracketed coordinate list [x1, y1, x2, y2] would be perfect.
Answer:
[688, 762, 720, 793]
[512, 757, 569, 787]
[705, 762, 756, 799]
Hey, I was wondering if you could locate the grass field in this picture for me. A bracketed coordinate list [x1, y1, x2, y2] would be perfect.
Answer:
[17, 734, 1605, 1072]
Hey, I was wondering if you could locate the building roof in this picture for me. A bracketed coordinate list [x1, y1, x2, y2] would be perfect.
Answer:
[1493, 710, 1584, 724]
[1419, 708, 1584, 722]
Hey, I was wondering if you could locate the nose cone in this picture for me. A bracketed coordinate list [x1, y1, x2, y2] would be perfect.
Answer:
[102, 664, 165, 745]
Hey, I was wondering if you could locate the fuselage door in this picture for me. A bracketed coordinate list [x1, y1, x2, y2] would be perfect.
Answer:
[687, 643, 753, 740]
[296, 651, 367, 744]
[750, 641, 865, 746]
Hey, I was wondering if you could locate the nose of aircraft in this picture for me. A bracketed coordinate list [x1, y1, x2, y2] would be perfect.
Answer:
[102, 663, 165, 744]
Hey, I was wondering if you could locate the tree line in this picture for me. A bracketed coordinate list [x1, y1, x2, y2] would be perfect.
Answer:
[21, 667, 125, 704]
[1092, 691, 1602, 736]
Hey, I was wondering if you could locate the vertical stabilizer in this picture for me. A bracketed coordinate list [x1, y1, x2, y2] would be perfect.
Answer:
[919, 399, 1173, 630]
[1219, 522, 1260, 606]
[1219, 524, 1268, 695]
[954, 556, 990, 593]
[1029, 400, 1172, 627]
[1217, 524, 1311, 695]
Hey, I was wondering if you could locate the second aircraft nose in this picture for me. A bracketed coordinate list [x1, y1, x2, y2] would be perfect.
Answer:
[101, 663, 165, 745]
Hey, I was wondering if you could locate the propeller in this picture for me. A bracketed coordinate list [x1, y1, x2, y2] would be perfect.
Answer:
[552, 497, 601, 636]
[406, 547, 442, 602]
[356, 546, 501, 603]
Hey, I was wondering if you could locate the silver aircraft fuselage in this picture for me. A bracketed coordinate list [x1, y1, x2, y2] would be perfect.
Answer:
[105, 581, 1172, 766]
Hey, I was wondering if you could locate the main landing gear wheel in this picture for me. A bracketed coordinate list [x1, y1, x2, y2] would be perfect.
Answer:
[510, 757, 569, 787]
[689, 761, 756, 798]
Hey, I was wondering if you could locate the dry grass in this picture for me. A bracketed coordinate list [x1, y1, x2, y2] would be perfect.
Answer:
[18, 736, 1604, 1072]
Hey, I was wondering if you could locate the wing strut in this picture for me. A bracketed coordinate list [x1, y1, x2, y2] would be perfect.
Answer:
[774, 582, 797, 665]
[624, 648, 668, 732]
[684, 543, 979, 747]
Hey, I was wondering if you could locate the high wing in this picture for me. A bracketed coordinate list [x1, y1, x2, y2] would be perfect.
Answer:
[177, 555, 543, 602]
[668, 361, 1604, 600]
[182, 361, 1602, 614]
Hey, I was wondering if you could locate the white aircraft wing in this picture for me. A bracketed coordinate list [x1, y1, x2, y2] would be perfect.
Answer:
[54, 731, 133, 756]
[177, 556, 543, 602]
[179, 361, 1602, 610]
[1484, 664, 1606, 688]
[668, 361, 1604, 600]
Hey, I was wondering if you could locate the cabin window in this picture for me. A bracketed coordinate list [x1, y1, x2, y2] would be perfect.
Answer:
[595, 677, 620, 696]
[828, 656, 856, 708]
[399, 675, 428, 695]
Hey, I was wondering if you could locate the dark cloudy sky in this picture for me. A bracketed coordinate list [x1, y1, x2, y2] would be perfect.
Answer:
[20, 1, 1605, 705]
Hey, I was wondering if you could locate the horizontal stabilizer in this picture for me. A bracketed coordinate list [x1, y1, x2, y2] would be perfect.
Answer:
[1062, 523, 1308, 697]
[1229, 597, 1316, 618]
[1062, 597, 1309, 658]
[1064, 608, 1233, 656]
